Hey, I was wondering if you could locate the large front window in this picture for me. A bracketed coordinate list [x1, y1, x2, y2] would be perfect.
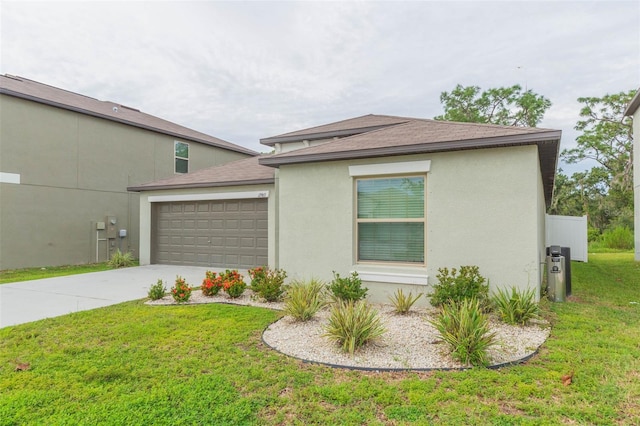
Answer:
[356, 176, 425, 264]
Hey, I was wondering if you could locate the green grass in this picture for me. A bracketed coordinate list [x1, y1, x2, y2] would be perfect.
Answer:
[1, 253, 639, 424]
[0, 263, 119, 285]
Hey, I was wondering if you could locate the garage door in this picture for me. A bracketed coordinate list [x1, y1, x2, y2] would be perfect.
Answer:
[152, 198, 268, 269]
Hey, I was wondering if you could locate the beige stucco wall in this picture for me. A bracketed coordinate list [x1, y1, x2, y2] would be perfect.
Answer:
[0, 95, 249, 269]
[277, 145, 545, 304]
[137, 184, 277, 268]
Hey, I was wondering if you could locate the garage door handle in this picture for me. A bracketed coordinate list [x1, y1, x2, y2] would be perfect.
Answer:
[208, 240, 211, 244]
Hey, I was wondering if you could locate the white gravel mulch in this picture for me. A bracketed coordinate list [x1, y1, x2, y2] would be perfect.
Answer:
[146, 290, 550, 370]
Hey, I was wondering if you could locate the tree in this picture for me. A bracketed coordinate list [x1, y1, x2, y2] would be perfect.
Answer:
[555, 89, 635, 232]
[435, 84, 552, 127]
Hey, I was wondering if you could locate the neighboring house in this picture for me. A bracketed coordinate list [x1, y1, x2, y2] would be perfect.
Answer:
[0, 75, 256, 270]
[624, 88, 640, 261]
[131, 114, 561, 302]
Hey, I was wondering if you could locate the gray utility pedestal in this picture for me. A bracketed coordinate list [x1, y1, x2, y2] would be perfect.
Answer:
[546, 245, 566, 302]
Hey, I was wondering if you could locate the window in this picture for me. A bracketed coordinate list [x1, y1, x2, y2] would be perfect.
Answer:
[174, 141, 189, 174]
[356, 176, 425, 264]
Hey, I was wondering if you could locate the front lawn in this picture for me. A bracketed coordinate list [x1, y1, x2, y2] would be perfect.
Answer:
[0, 263, 117, 285]
[0, 253, 638, 425]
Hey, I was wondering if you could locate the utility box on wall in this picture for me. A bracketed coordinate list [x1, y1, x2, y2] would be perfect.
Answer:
[106, 216, 117, 239]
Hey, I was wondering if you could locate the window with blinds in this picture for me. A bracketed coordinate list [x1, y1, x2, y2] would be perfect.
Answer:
[356, 176, 425, 264]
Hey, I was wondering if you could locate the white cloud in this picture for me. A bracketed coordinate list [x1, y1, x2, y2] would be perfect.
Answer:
[1, 1, 638, 159]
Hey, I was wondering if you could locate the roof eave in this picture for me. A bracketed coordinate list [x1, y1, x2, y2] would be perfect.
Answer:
[127, 178, 275, 192]
[258, 130, 562, 167]
[623, 88, 640, 116]
[0, 88, 257, 156]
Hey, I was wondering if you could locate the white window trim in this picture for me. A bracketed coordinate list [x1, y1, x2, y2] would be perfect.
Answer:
[349, 160, 431, 177]
[0, 172, 20, 184]
[148, 191, 269, 203]
[174, 141, 189, 174]
[355, 270, 429, 286]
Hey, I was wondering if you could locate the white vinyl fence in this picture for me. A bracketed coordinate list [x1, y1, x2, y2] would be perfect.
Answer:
[545, 215, 588, 262]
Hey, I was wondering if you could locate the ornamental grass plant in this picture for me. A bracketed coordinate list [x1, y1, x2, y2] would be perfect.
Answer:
[283, 278, 327, 321]
[388, 289, 422, 314]
[107, 249, 135, 268]
[323, 299, 386, 355]
[492, 286, 539, 325]
[430, 297, 496, 366]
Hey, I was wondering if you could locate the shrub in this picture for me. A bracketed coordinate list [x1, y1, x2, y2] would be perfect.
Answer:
[601, 226, 634, 250]
[329, 271, 368, 302]
[323, 300, 386, 354]
[148, 279, 166, 300]
[249, 267, 287, 302]
[388, 289, 422, 314]
[201, 271, 223, 297]
[283, 278, 327, 321]
[430, 266, 489, 308]
[220, 270, 246, 298]
[492, 286, 539, 325]
[108, 250, 134, 268]
[171, 276, 192, 303]
[430, 298, 496, 367]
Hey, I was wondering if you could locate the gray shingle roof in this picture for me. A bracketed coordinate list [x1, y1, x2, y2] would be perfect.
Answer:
[260, 114, 414, 145]
[259, 115, 561, 207]
[127, 155, 274, 191]
[0, 74, 256, 155]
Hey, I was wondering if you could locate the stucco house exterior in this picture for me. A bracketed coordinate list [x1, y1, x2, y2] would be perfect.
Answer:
[131, 114, 561, 302]
[0, 75, 255, 270]
[624, 88, 640, 261]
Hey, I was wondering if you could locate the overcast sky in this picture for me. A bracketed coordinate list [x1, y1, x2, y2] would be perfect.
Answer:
[1, 1, 638, 174]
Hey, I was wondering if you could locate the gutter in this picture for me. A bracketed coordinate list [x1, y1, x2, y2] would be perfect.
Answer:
[258, 130, 562, 167]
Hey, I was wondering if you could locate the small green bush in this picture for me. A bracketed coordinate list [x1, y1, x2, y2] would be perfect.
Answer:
[430, 266, 489, 308]
[148, 279, 166, 300]
[388, 289, 422, 314]
[171, 276, 192, 303]
[492, 286, 539, 325]
[430, 298, 496, 366]
[601, 226, 634, 250]
[108, 250, 134, 268]
[249, 267, 287, 302]
[329, 271, 368, 302]
[323, 299, 386, 354]
[283, 278, 327, 321]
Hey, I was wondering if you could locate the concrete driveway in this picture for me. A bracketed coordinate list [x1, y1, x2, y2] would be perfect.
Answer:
[0, 265, 215, 328]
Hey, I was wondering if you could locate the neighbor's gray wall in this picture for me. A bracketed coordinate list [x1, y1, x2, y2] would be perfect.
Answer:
[0, 95, 249, 269]
[276, 146, 543, 304]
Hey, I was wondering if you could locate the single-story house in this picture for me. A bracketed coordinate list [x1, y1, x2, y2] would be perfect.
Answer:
[0, 75, 255, 269]
[129, 114, 561, 302]
[623, 89, 640, 261]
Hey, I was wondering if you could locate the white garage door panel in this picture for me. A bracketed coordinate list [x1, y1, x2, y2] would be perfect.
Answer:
[153, 199, 268, 269]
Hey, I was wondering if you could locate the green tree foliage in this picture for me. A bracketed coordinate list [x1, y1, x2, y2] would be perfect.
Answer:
[435, 84, 552, 127]
[550, 90, 635, 232]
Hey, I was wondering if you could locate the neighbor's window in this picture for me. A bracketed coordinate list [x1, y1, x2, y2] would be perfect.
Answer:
[175, 141, 189, 174]
[356, 176, 425, 264]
